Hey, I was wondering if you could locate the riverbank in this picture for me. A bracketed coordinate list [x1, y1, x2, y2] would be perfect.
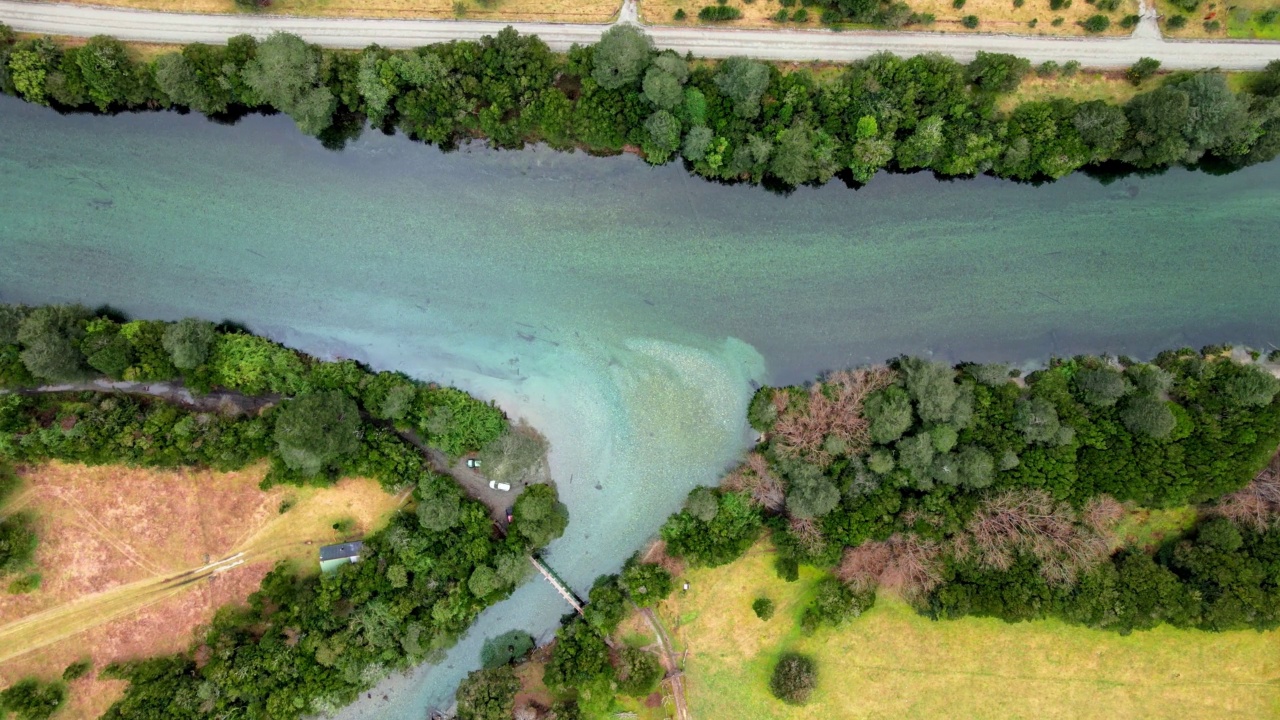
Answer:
[3, 25, 1279, 193]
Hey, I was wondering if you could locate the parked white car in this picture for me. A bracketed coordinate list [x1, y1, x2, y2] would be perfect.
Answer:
[489, 480, 511, 492]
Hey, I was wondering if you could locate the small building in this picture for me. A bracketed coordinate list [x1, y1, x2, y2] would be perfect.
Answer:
[319, 541, 364, 573]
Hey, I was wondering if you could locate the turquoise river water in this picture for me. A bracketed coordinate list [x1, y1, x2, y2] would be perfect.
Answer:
[1, 95, 1279, 716]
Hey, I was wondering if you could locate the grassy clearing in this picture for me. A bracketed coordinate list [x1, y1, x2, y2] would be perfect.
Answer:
[659, 539, 1280, 720]
[0, 462, 403, 717]
[1156, 0, 1280, 39]
[997, 70, 1141, 111]
[641, 0, 1137, 35]
[55, 0, 618, 22]
[1112, 506, 1199, 551]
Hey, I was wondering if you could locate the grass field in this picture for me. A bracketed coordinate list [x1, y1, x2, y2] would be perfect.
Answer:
[0, 462, 404, 719]
[658, 540, 1280, 720]
[640, 0, 1138, 36]
[1155, 0, 1280, 39]
[53, 0, 619, 23]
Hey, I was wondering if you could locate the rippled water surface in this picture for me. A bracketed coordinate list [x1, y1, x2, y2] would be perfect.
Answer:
[2, 96, 1278, 715]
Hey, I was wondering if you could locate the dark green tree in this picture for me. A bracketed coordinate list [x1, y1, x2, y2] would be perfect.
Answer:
[714, 56, 771, 119]
[16, 305, 90, 382]
[1126, 57, 1161, 86]
[591, 24, 653, 89]
[615, 647, 663, 696]
[242, 32, 336, 135]
[619, 561, 673, 606]
[455, 666, 519, 720]
[511, 483, 568, 548]
[769, 653, 817, 705]
[162, 318, 216, 370]
[271, 391, 361, 476]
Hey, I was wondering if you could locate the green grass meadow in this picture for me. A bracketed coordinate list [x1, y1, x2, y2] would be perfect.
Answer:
[662, 541, 1280, 720]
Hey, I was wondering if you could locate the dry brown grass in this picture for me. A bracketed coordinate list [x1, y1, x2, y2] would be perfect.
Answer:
[0, 462, 402, 716]
[641, 0, 1137, 35]
[55, 0, 619, 22]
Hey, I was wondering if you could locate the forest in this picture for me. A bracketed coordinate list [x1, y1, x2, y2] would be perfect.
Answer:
[651, 349, 1280, 636]
[0, 303, 570, 719]
[3, 23, 1280, 187]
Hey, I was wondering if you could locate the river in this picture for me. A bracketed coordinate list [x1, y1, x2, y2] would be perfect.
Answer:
[2, 96, 1278, 717]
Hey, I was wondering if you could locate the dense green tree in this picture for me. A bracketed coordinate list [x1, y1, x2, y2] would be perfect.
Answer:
[642, 66, 682, 109]
[643, 109, 682, 161]
[682, 125, 714, 161]
[753, 597, 775, 619]
[615, 647, 663, 696]
[769, 653, 817, 705]
[1014, 396, 1061, 444]
[161, 318, 215, 370]
[619, 561, 673, 606]
[72, 36, 149, 111]
[1074, 367, 1129, 407]
[1073, 100, 1129, 160]
[591, 24, 653, 89]
[455, 666, 518, 720]
[1119, 394, 1176, 438]
[271, 391, 361, 476]
[544, 619, 613, 687]
[685, 486, 719, 522]
[511, 483, 568, 548]
[714, 56, 771, 119]
[1126, 57, 1161, 86]
[16, 305, 90, 382]
[242, 32, 336, 135]
[967, 52, 1031, 94]
[785, 460, 841, 518]
[1224, 364, 1279, 407]
[661, 489, 763, 566]
[801, 577, 875, 631]
[583, 574, 627, 634]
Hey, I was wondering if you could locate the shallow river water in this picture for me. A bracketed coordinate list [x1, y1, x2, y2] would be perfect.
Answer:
[2, 96, 1279, 716]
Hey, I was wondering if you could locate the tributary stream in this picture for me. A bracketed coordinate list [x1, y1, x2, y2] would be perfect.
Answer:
[2, 96, 1278, 716]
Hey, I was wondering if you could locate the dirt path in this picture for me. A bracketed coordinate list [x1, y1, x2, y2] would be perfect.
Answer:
[640, 606, 690, 720]
[0, 552, 244, 664]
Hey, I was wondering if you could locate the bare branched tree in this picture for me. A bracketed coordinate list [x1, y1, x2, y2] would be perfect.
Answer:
[1082, 494, 1125, 535]
[963, 489, 1111, 586]
[837, 534, 943, 599]
[721, 452, 785, 511]
[787, 514, 827, 557]
[1215, 453, 1280, 531]
[773, 368, 895, 464]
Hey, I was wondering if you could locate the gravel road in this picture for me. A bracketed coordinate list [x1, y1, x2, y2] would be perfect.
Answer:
[2, 0, 1279, 68]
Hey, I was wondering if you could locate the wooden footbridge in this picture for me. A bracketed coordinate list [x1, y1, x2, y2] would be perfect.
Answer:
[529, 555, 584, 616]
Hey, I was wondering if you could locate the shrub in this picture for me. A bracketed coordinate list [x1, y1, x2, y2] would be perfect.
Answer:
[962, 14, 980, 26]
[1049, 0, 1070, 8]
[774, 8, 789, 20]
[674, 8, 687, 19]
[1062, 59, 1080, 76]
[1126, 57, 1161, 85]
[769, 653, 817, 705]
[753, 597, 776, 620]
[1082, 14, 1111, 32]
[793, 7, 809, 19]
[1052, 16, 1065, 24]
[1203, 19, 1221, 30]
[1094, 0, 1120, 9]
[699, 5, 743, 20]
[953, 0, 966, 7]
[1014, 0, 1025, 6]
[0, 678, 67, 720]
[62, 660, 92, 682]
[1167, 14, 1187, 28]
[1259, 8, 1280, 25]
[1120, 13, 1139, 27]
